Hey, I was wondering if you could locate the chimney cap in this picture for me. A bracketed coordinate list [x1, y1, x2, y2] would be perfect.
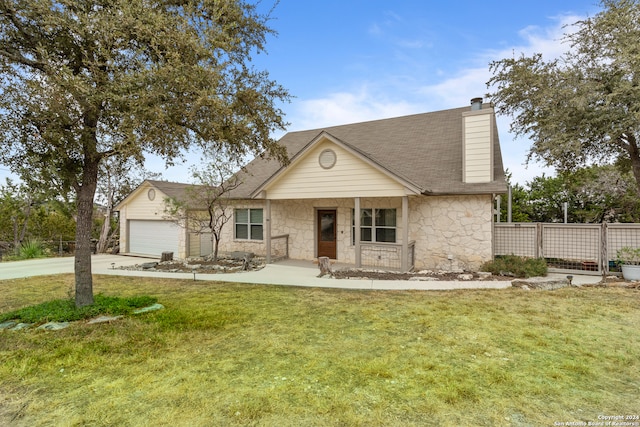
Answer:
[470, 97, 483, 110]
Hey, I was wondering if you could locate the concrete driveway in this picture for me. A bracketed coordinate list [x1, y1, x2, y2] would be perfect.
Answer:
[0, 254, 158, 280]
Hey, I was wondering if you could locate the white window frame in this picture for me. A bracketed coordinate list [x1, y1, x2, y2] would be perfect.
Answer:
[352, 208, 397, 244]
[235, 208, 264, 241]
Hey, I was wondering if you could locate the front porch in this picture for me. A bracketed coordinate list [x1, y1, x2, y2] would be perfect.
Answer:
[263, 196, 416, 272]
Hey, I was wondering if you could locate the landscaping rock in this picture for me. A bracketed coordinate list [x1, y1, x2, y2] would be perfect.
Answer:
[140, 262, 158, 270]
[409, 276, 439, 281]
[512, 276, 571, 290]
[37, 322, 70, 331]
[0, 321, 17, 330]
[119, 254, 266, 274]
[10, 323, 34, 331]
[133, 303, 165, 314]
[457, 273, 474, 281]
[229, 251, 254, 261]
[87, 315, 124, 324]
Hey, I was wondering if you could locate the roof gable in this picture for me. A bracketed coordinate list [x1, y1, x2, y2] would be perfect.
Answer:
[115, 180, 192, 210]
[229, 105, 506, 198]
[251, 132, 421, 199]
[253, 134, 420, 199]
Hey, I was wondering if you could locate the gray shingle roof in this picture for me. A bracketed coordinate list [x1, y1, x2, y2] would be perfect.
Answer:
[229, 104, 507, 198]
[145, 179, 195, 202]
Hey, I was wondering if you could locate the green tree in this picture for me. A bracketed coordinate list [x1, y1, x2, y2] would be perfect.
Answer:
[95, 156, 160, 254]
[0, 178, 42, 251]
[526, 174, 573, 223]
[498, 170, 531, 222]
[487, 0, 640, 193]
[0, 0, 290, 307]
[501, 165, 640, 223]
[563, 164, 640, 222]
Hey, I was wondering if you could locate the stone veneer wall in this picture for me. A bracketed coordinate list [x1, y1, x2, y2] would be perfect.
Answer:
[214, 195, 493, 272]
[215, 201, 268, 256]
[409, 194, 493, 271]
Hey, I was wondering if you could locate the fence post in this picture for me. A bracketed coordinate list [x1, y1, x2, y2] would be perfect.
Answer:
[601, 223, 608, 277]
[536, 223, 543, 259]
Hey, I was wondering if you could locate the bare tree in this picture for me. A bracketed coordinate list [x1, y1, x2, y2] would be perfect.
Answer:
[165, 156, 241, 262]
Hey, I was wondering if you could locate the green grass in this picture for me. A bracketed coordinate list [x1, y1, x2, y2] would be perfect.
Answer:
[1, 275, 639, 426]
[0, 294, 157, 323]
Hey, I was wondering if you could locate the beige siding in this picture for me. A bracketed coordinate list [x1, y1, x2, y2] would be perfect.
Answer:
[464, 113, 492, 183]
[266, 140, 407, 199]
[189, 232, 201, 257]
[123, 185, 171, 219]
[118, 183, 188, 258]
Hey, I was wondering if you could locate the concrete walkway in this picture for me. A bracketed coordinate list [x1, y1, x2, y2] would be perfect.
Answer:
[0, 254, 604, 291]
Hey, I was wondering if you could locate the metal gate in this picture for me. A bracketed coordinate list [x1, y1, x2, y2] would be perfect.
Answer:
[494, 223, 640, 275]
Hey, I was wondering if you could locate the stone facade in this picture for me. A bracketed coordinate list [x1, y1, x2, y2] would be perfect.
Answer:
[210, 194, 493, 272]
[409, 194, 493, 271]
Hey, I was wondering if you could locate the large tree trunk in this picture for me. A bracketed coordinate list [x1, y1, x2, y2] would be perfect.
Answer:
[75, 158, 99, 308]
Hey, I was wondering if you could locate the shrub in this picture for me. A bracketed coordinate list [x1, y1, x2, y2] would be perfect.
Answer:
[481, 255, 547, 278]
[19, 238, 46, 259]
[616, 247, 640, 265]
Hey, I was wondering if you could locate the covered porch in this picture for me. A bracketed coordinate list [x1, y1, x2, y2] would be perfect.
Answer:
[262, 196, 416, 272]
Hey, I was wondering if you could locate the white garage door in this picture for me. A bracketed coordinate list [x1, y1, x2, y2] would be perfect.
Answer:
[129, 220, 180, 257]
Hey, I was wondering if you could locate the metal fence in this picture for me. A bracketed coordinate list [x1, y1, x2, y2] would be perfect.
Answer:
[494, 223, 640, 275]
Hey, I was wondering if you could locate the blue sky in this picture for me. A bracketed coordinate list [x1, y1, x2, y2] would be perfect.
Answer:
[157, 0, 602, 185]
[0, 1, 603, 186]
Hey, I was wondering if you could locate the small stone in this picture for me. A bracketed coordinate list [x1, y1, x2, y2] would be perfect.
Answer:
[133, 303, 165, 314]
[477, 272, 492, 279]
[0, 321, 17, 330]
[37, 322, 70, 331]
[140, 262, 158, 269]
[87, 315, 124, 324]
[457, 274, 474, 281]
[10, 323, 34, 331]
[409, 276, 438, 281]
[512, 276, 569, 290]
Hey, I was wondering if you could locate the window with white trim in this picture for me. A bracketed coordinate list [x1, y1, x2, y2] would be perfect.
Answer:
[352, 208, 397, 244]
[235, 208, 263, 240]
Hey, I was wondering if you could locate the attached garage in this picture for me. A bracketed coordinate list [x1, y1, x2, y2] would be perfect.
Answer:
[116, 180, 192, 259]
[128, 220, 181, 257]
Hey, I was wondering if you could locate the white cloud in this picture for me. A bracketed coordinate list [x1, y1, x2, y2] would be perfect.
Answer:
[284, 13, 586, 186]
[289, 87, 419, 131]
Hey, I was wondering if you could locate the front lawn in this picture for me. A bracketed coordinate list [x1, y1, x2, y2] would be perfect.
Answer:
[1, 275, 638, 426]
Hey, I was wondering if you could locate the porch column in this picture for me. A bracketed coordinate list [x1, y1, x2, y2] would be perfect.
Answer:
[265, 198, 272, 264]
[401, 196, 409, 271]
[354, 197, 361, 268]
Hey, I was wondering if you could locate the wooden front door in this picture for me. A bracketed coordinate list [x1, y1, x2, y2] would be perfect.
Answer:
[317, 209, 337, 259]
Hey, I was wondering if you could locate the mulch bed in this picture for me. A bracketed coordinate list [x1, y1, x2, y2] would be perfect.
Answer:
[332, 269, 514, 281]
